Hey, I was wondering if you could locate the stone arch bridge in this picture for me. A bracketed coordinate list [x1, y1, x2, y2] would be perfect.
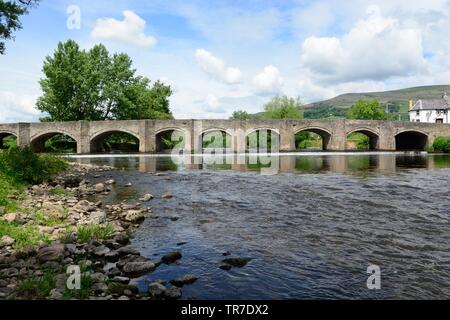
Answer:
[1, 119, 449, 153]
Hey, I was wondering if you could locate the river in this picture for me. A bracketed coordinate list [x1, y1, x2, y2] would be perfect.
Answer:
[68, 152, 450, 299]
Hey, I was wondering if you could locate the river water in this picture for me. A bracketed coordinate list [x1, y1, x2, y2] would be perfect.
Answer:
[69, 152, 450, 300]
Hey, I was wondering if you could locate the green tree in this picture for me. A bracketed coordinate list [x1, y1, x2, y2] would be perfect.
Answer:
[262, 96, 304, 119]
[37, 40, 173, 121]
[0, 0, 39, 54]
[347, 99, 387, 120]
[230, 110, 253, 120]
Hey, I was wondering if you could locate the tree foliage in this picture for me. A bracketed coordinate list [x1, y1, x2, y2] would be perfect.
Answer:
[230, 110, 253, 120]
[0, 0, 39, 54]
[262, 96, 304, 120]
[37, 40, 173, 121]
[347, 99, 387, 120]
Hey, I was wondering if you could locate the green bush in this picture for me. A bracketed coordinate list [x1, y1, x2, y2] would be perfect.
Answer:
[0, 147, 68, 184]
[432, 137, 450, 153]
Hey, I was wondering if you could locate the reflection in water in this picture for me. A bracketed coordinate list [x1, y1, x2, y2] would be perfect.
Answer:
[69, 153, 450, 175]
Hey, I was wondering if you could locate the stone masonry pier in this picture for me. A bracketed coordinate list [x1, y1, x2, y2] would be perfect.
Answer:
[1, 119, 450, 153]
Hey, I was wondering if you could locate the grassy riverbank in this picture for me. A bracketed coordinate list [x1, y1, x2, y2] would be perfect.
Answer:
[0, 147, 68, 248]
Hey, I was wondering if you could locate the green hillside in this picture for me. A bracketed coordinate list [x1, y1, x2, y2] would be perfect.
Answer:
[305, 85, 450, 109]
[302, 85, 450, 120]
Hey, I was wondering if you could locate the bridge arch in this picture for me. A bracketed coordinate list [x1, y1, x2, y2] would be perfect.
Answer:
[346, 128, 380, 150]
[395, 130, 429, 151]
[90, 129, 140, 153]
[199, 128, 233, 151]
[294, 127, 331, 150]
[30, 131, 78, 153]
[246, 128, 280, 152]
[0, 131, 17, 149]
[155, 127, 187, 152]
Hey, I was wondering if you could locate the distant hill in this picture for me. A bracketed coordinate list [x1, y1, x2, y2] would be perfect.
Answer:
[305, 85, 450, 110]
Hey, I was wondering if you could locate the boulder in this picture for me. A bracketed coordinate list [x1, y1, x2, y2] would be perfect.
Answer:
[122, 261, 156, 277]
[125, 210, 146, 223]
[222, 258, 251, 268]
[170, 274, 198, 287]
[164, 287, 182, 300]
[0, 236, 15, 248]
[85, 211, 107, 224]
[140, 194, 154, 202]
[104, 179, 116, 185]
[2, 213, 18, 223]
[40, 201, 66, 220]
[94, 183, 105, 193]
[108, 282, 139, 295]
[148, 282, 166, 298]
[37, 244, 65, 263]
[162, 251, 182, 264]
[93, 245, 110, 257]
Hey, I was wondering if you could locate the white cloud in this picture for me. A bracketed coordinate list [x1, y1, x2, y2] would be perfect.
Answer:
[0, 92, 40, 123]
[91, 10, 156, 47]
[252, 65, 284, 95]
[202, 94, 226, 113]
[301, 5, 427, 83]
[194, 49, 242, 84]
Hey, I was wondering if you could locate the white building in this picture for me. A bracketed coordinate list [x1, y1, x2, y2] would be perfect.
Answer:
[409, 93, 450, 124]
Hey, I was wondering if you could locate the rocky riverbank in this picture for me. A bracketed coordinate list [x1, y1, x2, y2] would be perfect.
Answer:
[0, 163, 196, 300]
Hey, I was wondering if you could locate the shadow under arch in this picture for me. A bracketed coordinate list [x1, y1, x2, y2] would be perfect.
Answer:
[155, 128, 186, 153]
[0, 132, 17, 149]
[90, 130, 140, 153]
[294, 127, 331, 151]
[395, 130, 428, 151]
[346, 128, 380, 150]
[30, 131, 77, 153]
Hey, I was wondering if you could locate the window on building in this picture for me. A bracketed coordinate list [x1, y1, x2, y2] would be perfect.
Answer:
[436, 119, 443, 124]
[416, 111, 420, 116]
[416, 119, 420, 122]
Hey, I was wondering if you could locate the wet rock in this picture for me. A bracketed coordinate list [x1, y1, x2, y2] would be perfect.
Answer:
[125, 210, 146, 223]
[0, 236, 15, 248]
[139, 194, 154, 202]
[94, 183, 105, 193]
[219, 264, 232, 271]
[170, 216, 180, 222]
[222, 258, 251, 268]
[114, 234, 130, 246]
[112, 276, 130, 284]
[117, 246, 140, 257]
[162, 193, 173, 200]
[91, 272, 108, 283]
[148, 282, 166, 298]
[105, 251, 120, 262]
[92, 282, 109, 294]
[108, 282, 139, 295]
[164, 287, 182, 300]
[162, 251, 182, 264]
[37, 244, 65, 263]
[93, 245, 111, 257]
[176, 242, 187, 246]
[105, 179, 116, 185]
[122, 261, 156, 277]
[170, 274, 198, 287]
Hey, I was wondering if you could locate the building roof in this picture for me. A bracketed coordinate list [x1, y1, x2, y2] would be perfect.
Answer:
[410, 94, 450, 111]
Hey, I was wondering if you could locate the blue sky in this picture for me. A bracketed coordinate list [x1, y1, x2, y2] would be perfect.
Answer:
[1, 0, 450, 122]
